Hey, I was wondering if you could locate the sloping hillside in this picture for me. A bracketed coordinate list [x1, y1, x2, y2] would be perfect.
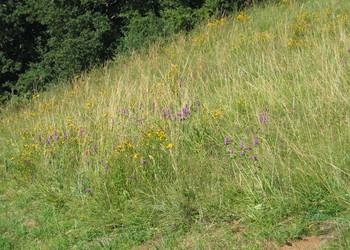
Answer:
[1, 0, 350, 248]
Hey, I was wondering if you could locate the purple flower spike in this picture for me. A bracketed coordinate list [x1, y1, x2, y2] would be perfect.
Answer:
[227, 149, 235, 153]
[253, 138, 259, 146]
[240, 150, 246, 156]
[259, 114, 267, 124]
[225, 137, 230, 145]
[248, 155, 258, 160]
[239, 142, 244, 149]
[129, 176, 134, 180]
[85, 188, 91, 193]
[246, 146, 252, 150]
[45, 139, 50, 145]
[104, 165, 109, 172]
[141, 159, 146, 165]
[348, 49, 350, 53]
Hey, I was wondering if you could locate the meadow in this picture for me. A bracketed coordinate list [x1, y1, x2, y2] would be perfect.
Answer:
[1, 0, 350, 248]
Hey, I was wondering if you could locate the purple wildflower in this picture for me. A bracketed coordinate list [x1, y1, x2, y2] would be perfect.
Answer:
[240, 150, 246, 156]
[259, 114, 267, 124]
[341, 60, 347, 63]
[348, 49, 350, 53]
[141, 159, 146, 165]
[45, 139, 50, 145]
[85, 188, 91, 193]
[63, 134, 68, 141]
[253, 138, 259, 146]
[227, 149, 235, 153]
[93, 144, 97, 152]
[248, 155, 258, 160]
[129, 176, 134, 180]
[54, 131, 58, 136]
[79, 129, 85, 133]
[246, 146, 253, 150]
[225, 137, 230, 145]
[104, 165, 109, 172]
[38, 136, 42, 142]
[239, 142, 245, 149]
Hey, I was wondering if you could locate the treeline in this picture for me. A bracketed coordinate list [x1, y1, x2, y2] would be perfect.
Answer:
[0, 0, 257, 102]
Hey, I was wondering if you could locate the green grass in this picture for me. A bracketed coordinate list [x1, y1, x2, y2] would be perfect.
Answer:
[1, 0, 350, 248]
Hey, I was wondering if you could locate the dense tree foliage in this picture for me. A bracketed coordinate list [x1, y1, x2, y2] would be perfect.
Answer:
[0, 0, 258, 102]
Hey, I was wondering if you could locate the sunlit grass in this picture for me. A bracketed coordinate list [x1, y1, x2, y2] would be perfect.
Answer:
[1, 0, 350, 248]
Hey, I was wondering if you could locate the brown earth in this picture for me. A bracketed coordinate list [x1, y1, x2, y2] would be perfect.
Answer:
[279, 235, 335, 250]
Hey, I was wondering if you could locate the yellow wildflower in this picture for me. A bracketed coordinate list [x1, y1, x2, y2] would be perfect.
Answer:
[164, 143, 174, 149]
[236, 11, 251, 21]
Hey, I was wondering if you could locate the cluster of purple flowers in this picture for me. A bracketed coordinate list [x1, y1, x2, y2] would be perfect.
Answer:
[225, 137, 259, 160]
[34, 131, 68, 146]
[161, 102, 200, 121]
[258, 107, 268, 124]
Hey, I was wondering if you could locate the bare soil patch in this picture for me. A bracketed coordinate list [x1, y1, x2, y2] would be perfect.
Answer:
[279, 235, 335, 250]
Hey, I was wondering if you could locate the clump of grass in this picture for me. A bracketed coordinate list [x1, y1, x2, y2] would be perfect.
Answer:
[1, 0, 350, 248]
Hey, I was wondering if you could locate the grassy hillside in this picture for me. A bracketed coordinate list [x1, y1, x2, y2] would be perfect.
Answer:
[1, 0, 350, 248]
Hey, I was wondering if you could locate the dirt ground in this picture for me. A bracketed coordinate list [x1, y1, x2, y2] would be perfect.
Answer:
[279, 235, 335, 250]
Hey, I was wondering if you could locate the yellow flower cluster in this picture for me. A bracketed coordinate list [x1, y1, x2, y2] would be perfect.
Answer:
[32, 94, 40, 100]
[207, 18, 226, 27]
[212, 110, 222, 118]
[143, 128, 167, 142]
[236, 11, 251, 22]
[231, 32, 273, 50]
